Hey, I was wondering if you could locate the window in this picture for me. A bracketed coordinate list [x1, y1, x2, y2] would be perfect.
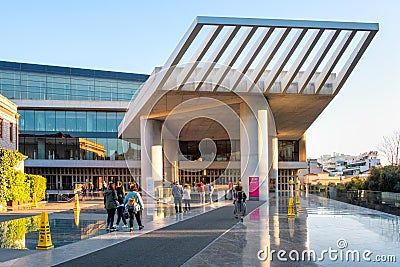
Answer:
[10, 123, 13, 142]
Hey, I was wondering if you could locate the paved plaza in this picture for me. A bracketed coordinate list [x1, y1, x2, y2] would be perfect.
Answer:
[0, 193, 399, 266]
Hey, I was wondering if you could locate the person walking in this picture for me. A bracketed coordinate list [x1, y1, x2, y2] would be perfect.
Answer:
[228, 180, 233, 200]
[182, 184, 191, 212]
[104, 182, 118, 232]
[233, 182, 247, 222]
[115, 181, 128, 229]
[124, 184, 144, 232]
[81, 184, 87, 201]
[172, 182, 183, 213]
[198, 181, 205, 204]
[207, 182, 214, 203]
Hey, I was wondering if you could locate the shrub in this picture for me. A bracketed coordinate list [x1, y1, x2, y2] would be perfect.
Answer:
[0, 148, 47, 205]
[26, 174, 47, 201]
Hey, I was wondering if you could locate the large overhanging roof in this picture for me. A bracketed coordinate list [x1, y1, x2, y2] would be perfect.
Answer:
[119, 16, 378, 139]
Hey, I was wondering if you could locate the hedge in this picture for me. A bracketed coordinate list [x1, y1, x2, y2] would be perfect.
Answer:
[0, 148, 47, 206]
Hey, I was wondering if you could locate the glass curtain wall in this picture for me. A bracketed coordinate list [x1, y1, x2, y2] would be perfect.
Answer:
[0, 69, 144, 101]
[179, 140, 240, 161]
[278, 140, 299, 161]
[18, 110, 140, 160]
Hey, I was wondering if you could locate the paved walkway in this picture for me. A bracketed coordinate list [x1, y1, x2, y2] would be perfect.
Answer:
[0, 193, 399, 266]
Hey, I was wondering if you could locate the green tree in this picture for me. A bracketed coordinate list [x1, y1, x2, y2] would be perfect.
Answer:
[0, 148, 24, 205]
[365, 165, 400, 192]
[345, 177, 365, 190]
[26, 174, 47, 201]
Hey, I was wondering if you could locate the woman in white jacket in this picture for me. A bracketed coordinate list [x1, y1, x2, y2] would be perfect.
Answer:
[182, 184, 191, 212]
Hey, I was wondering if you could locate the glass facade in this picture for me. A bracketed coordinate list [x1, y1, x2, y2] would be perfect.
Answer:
[0, 62, 148, 101]
[278, 140, 299, 161]
[0, 61, 149, 162]
[18, 110, 141, 161]
[179, 140, 240, 161]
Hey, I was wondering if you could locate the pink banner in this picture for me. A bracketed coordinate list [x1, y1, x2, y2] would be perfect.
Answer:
[249, 176, 259, 200]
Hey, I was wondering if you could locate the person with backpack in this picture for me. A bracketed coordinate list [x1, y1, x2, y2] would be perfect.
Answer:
[104, 182, 118, 232]
[124, 184, 144, 232]
[233, 181, 247, 222]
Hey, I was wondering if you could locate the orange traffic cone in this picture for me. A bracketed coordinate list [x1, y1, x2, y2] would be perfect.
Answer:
[36, 212, 54, 250]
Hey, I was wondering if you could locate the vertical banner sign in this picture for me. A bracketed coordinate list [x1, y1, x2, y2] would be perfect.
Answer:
[249, 176, 259, 200]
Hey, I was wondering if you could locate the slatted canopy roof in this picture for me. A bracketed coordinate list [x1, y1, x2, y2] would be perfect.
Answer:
[119, 16, 378, 140]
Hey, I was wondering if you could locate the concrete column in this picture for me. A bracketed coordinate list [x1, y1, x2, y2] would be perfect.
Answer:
[163, 139, 179, 185]
[140, 117, 162, 199]
[272, 136, 279, 195]
[258, 110, 269, 201]
[152, 145, 163, 198]
[299, 133, 307, 162]
[240, 103, 258, 196]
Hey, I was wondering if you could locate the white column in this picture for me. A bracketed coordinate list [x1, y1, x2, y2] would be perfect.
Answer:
[240, 103, 258, 197]
[272, 136, 279, 196]
[140, 117, 162, 200]
[152, 145, 163, 198]
[163, 139, 179, 185]
[258, 110, 269, 201]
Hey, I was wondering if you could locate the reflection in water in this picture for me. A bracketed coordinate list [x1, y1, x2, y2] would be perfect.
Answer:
[74, 209, 80, 227]
[0, 216, 40, 249]
[288, 217, 295, 239]
[0, 216, 106, 250]
[273, 215, 280, 246]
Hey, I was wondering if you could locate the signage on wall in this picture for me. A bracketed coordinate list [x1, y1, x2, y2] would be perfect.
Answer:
[249, 176, 259, 200]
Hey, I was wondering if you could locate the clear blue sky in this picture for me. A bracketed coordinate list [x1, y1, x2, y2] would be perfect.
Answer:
[0, 0, 398, 163]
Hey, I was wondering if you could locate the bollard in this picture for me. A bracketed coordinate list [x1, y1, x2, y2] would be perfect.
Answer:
[32, 193, 38, 208]
[288, 197, 295, 218]
[74, 193, 80, 211]
[36, 212, 54, 250]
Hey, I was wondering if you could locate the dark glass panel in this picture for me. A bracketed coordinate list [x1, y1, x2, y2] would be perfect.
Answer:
[107, 138, 118, 160]
[35, 111, 45, 131]
[65, 111, 77, 131]
[96, 112, 107, 132]
[45, 111, 56, 131]
[25, 111, 35, 131]
[56, 111, 66, 131]
[106, 113, 117, 132]
[76, 112, 87, 132]
[87, 112, 97, 132]
[18, 110, 25, 131]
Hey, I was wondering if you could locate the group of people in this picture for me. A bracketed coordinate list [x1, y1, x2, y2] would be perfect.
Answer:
[103, 180, 144, 232]
[171, 182, 192, 213]
[104, 179, 247, 231]
[196, 182, 214, 204]
[171, 181, 216, 214]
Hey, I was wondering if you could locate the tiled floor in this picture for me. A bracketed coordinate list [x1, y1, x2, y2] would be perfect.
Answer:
[183, 193, 400, 266]
[0, 193, 399, 266]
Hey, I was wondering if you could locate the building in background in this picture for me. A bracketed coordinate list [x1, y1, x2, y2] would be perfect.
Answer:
[301, 151, 381, 185]
[0, 93, 18, 150]
[0, 61, 148, 193]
